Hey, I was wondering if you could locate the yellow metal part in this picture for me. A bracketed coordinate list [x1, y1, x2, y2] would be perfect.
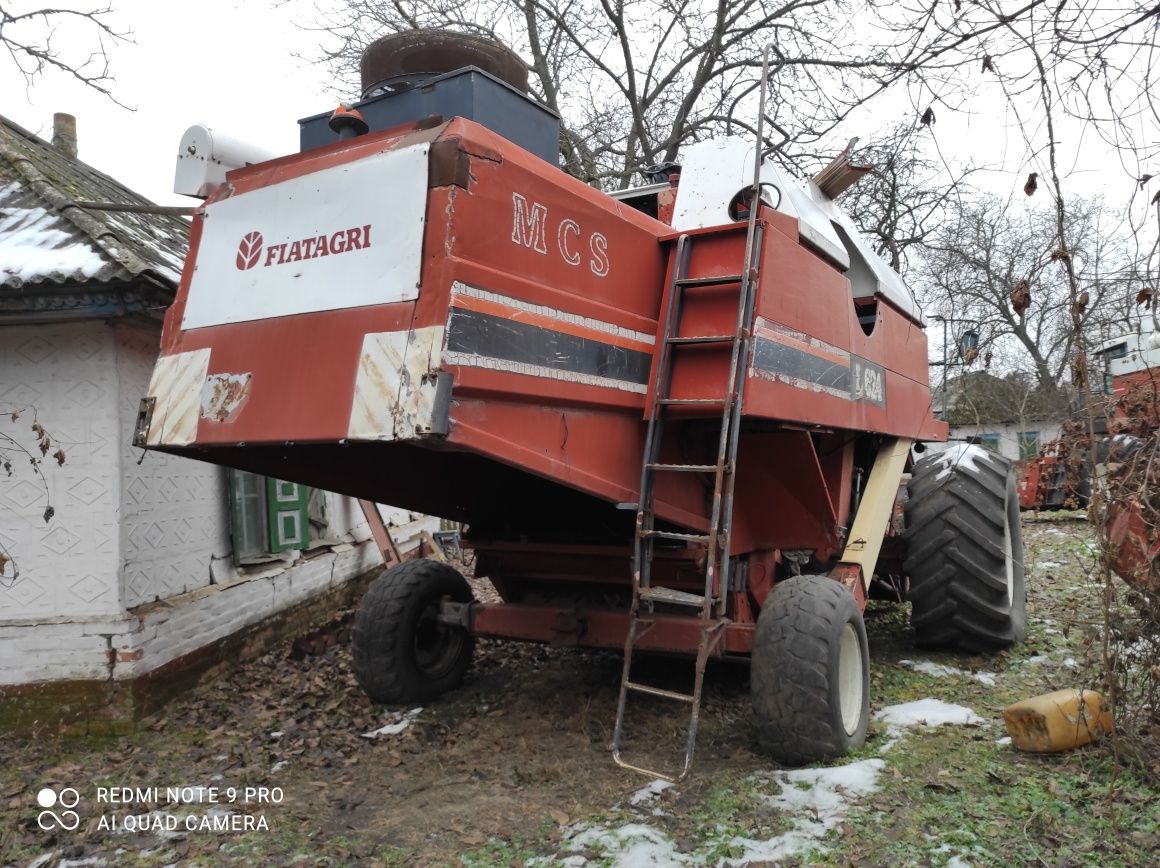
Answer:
[840, 437, 913, 589]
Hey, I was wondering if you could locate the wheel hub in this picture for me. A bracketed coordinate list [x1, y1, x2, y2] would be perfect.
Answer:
[838, 623, 863, 737]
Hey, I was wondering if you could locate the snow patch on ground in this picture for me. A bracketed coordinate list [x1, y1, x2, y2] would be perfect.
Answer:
[629, 779, 673, 807]
[361, 707, 422, 738]
[563, 759, 887, 865]
[722, 759, 886, 865]
[564, 822, 694, 866]
[899, 659, 998, 686]
[557, 700, 985, 865]
[934, 843, 976, 867]
[876, 699, 985, 751]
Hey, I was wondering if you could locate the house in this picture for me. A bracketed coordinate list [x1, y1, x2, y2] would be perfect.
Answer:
[0, 113, 433, 731]
[928, 370, 1069, 461]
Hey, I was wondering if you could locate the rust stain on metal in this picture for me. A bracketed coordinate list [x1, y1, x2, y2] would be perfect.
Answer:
[200, 372, 253, 422]
[428, 138, 473, 189]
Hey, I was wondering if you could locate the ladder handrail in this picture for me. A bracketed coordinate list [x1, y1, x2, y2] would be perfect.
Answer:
[614, 48, 776, 780]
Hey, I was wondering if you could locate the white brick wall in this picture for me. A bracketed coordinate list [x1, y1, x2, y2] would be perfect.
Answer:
[927, 420, 1064, 462]
[133, 539, 380, 677]
[114, 323, 232, 606]
[0, 323, 123, 620]
[0, 319, 440, 690]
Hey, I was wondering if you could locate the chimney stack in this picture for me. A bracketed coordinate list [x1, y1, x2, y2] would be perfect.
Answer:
[52, 113, 78, 159]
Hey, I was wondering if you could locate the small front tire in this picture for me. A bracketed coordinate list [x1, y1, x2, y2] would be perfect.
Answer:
[351, 560, 475, 704]
[751, 575, 870, 765]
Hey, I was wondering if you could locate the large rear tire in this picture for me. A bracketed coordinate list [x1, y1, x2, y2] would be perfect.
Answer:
[904, 446, 1026, 652]
[751, 575, 870, 765]
[352, 560, 475, 704]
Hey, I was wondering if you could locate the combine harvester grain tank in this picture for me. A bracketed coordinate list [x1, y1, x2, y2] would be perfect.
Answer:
[142, 30, 1027, 780]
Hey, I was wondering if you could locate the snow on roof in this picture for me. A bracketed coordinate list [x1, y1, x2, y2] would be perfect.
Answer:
[0, 114, 188, 300]
[0, 181, 111, 285]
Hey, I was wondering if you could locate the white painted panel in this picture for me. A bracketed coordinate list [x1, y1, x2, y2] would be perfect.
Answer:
[672, 137, 924, 325]
[672, 137, 850, 268]
[807, 184, 925, 324]
[181, 143, 429, 329]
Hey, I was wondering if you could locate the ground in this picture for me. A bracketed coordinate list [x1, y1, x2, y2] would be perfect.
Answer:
[2, 516, 1158, 867]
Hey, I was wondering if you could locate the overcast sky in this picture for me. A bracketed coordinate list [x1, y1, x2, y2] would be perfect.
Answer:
[1, 0, 1145, 211]
[4, 0, 341, 205]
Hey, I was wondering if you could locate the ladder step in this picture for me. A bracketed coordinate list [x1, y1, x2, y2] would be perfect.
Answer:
[625, 681, 695, 703]
[667, 334, 735, 345]
[658, 397, 729, 407]
[641, 530, 711, 543]
[640, 586, 708, 607]
[646, 462, 721, 473]
[676, 274, 743, 288]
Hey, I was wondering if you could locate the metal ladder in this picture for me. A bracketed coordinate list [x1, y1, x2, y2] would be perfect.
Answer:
[611, 200, 766, 782]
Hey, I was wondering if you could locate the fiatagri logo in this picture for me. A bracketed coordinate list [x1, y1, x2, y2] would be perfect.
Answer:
[234, 225, 373, 271]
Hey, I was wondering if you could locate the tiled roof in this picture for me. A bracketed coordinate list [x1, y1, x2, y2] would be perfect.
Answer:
[0, 114, 187, 301]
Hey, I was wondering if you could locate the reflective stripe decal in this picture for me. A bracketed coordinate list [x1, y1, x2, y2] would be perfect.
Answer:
[444, 282, 652, 394]
[751, 318, 886, 406]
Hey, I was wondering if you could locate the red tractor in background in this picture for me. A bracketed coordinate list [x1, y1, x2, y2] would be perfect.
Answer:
[141, 33, 1026, 779]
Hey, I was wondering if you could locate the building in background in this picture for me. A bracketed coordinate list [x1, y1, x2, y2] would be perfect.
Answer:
[928, 370, 1069, 462]
[0, 114, 432, 730]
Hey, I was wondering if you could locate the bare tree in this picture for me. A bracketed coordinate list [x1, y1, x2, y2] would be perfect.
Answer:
[305, 0, 903, 187]
[305, 1, 1159, 193]
[838, 126, 980, 275]
[0, 406, 64, 583]
[0, 3, 129, 99]
[922, 194, 1133, 391]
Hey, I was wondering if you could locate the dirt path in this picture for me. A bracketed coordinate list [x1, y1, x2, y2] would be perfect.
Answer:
[2, 517, 1157, 866]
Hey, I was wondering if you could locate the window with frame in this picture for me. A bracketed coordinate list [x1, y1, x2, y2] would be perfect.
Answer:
[977, 433, 1001, 453]
[227, 469, 321, 564]
[1018, 431, 1041, 460]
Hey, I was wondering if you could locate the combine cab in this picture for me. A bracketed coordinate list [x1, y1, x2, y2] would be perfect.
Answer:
[141, 33, 1026, 779]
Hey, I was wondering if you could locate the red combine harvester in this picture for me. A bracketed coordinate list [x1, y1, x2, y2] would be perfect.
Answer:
[141, 34, 1026, 779]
